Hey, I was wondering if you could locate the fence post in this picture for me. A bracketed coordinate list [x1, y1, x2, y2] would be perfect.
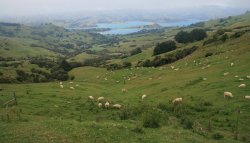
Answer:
[13, 91, 17, 105]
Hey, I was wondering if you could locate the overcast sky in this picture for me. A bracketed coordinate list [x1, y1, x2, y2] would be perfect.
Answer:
[0, 0, 250, 17]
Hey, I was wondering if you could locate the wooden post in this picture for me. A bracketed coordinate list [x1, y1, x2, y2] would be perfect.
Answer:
[13, 91, 17, 105]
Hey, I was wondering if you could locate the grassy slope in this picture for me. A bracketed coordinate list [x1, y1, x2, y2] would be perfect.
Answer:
[1, 13, 250, 142]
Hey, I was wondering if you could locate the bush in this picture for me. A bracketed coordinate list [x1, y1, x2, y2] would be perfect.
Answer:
[205, 52, 213, 57]
[130, 48, 142, 56]
[142, 109, 162, 128]
[153, 40, 176, 55]
[180, 116, 193, 129]
[175, 29, 207, 43]
[212, 133, 224, 140]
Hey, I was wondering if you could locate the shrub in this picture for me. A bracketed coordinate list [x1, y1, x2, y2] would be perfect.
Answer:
[130, 48, 142, 56]
[212, 133, 224, 140]
[175, 29, 207, 43]
[153, 40, 176, 55]
[180, 116, 193, 129]
[205, 52, 213, 57]
[142, 109, 162, 128]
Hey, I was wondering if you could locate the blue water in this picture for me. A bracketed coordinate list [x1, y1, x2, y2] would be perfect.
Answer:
[95, 20, 201, 35]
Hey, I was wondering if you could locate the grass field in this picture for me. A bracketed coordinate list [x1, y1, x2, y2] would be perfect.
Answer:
[1, 13, 250, 143]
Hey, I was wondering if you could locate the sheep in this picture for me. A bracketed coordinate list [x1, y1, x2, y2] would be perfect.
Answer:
[174, 68, 179, 71]
[230, 62, 234, 67]
[247, 76, 250, 79]
[60, 84, 64, 89]
[245, 96, 250, 99]
[158, 77, 162, 80]
[70, 87, 75, 90]
[104, 77, 108, 81]
[224, 92, 233, 98]
[238, 84, 246, 88]
[171, 65, 175, 69]
[98, 103, 103, 108]
[239, 78, 244, 81]
[235, 75, 239, 78]
[172, 98, 182, 105]
[148, 77, 152, 80]
[88, 96, 94, 101]
[113, 104, 122, 109]
[60, 81, 63, 85]
[206, 65, 211, 68]
[203, 78, 207, 81]
[141, 94, 147, 101]
[69, 81, 73, 84]
[96, 76, 100, 79]
[105, 101, 110, 109]
[76, 84, 79, 87]
[121, 88, 128, 93]
[224, 72, 229, 76]
[97, 97, 104, 102]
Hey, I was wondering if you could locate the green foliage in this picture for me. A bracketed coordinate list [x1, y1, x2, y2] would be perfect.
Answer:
[175, 29, 207, 43]
[142, 109, 162, 128]
[212, 133, 224, 140]
[153, 40, 176, 55]
[130, 48, 142, 56]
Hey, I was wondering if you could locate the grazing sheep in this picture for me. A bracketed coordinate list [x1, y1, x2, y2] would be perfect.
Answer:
[116, 80, 120, 83]
[96, 76, 100, 79]
[206, 65, 211, 68]
[88, 96, 94, 101]
[104, 77, 108, 81]
[60, 84, 64, 89]
[105, 101, 110, 109]
[239, 84, 246, 88]
[224, 92, 233, 98]
[128, 78, 131, 81]
[245, 96, 250, 99]
[174, 68, 179, 71]
[121, 88, 128, 93]
[231, 62, 234, 67]
[172, 98, 182, 105]
[69, 81, 73, 84]
[202, 67, 206, 70]
[98, 103, 103, 108]
[60, 81, 63, 85]
[235, 75, 239, 78]
[239, 78, 244, 81]
[224, 72, 229, 76]
[171, 65, 175, 69]
[158, 77, 162, 80]
[113, 104, 122, 109]
[203, 78, 207, 81]
[148, 77, 152, 80]
[97, 97, 104, 102]
[76, 84, 79, 87]
[70, 87, 75, 90]
[141, 94, 147, 101]
[247, 76, 250, 79]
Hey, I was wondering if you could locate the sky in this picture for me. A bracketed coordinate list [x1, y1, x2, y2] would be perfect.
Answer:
[0, 0, 250, 17]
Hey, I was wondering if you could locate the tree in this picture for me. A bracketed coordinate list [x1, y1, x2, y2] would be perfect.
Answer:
[60, 60, 72, 72]
[190, 29, 207, 41]
[175, 31, 191, 43]
[153, 40, 176, 55]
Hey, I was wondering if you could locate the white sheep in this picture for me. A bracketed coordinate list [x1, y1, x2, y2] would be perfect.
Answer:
[76, 84, 79, 87]
[97, 97, 104, 102]
[141, 94, 147, 101]
[245, 96, 250, 99]
[98, 103, 103, 108]
[69, 81, 73, 84]
[104, 77, 108, 81]
[60, 84, 64, 89]
[224, 92, 233, 98]
[203, 78, 207, 81]
[230, 62, 234, 67]
[239, 78, 244, 81]
[60, 81, 63, 85]
[224, 72, 229, 76]
[171, 65, 175, 69]
[247, 76, 250, 79]
[174, 68, 179, 71]
[113, 104, 122, 109]
[96, 76, 100, 79]
[121, 88, 128, 93]
[70, 87, 75, 90]
[238, 84, 246, 88]
[88, 96, 94, 101]
[235, 75, 239, 78]
[105, 101, 110, 109]
[172, 98, 182, 105]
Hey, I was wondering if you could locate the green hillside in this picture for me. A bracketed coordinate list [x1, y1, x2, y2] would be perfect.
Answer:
[0, 12, 250, 143]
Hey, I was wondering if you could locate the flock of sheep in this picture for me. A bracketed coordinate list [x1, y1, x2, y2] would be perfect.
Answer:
[57, 60, 249, 110]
